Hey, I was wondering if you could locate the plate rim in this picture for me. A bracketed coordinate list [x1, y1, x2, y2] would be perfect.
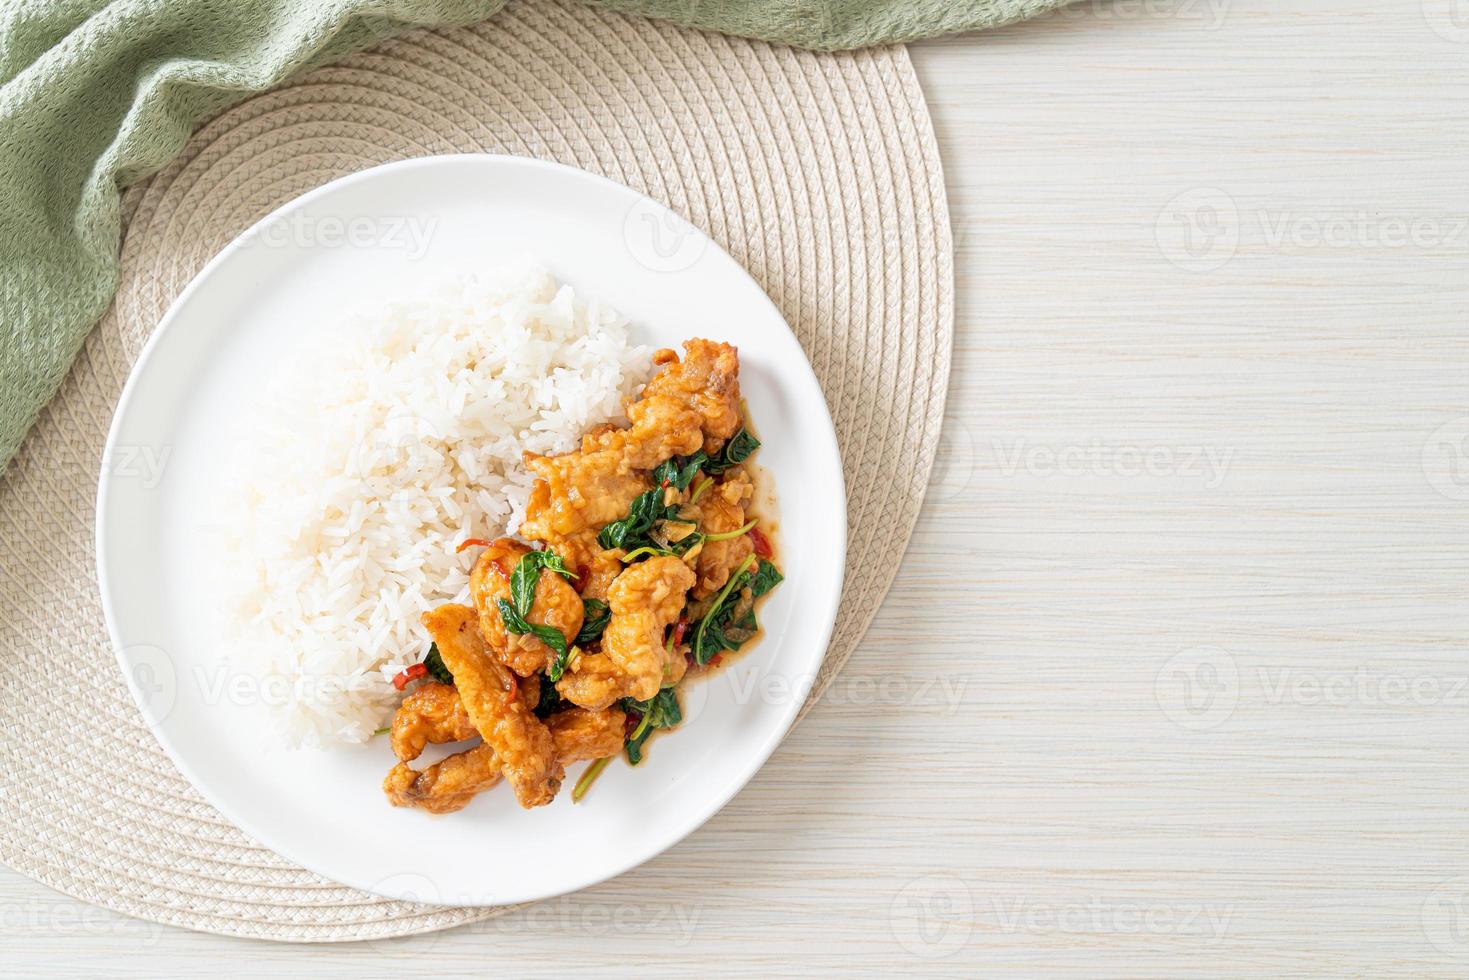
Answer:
[95, 153, 848, 906]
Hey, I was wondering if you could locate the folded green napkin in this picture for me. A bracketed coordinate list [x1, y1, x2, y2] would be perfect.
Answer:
[0, 0, 1063, 471]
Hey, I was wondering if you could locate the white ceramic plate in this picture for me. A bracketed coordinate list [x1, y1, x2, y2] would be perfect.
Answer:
[97, 155, 845, 906]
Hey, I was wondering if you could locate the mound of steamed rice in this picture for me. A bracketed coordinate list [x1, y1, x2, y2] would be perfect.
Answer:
[219, 265, 650, 747]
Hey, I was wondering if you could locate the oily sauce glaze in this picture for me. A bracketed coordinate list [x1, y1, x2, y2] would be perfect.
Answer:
[384, 339, 783, 812]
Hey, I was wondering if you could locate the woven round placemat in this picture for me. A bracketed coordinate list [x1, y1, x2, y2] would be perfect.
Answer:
[0, 0, 951, 942]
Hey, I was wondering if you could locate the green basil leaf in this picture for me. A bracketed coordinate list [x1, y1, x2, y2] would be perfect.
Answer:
[666, 529, 704, 557]
[496, 596, 531, 634]
[622, 688, 682, 765]
[693, 608, 749, 662]
[652, 451, 708, 491]
[691, 557, 756, 665]
[576, 598, 610, 645]
[689, 559, 783, 664]
[541, 628, 572, 681]
[509, 550, 573, 616]
[750, 560, 783, 598]
[704, 427, 760, 475]
[597, 488, 680, 551]
[534, 677, 564, 719]
[496, 597, 572, 681]
[422, 643, 454, 685]
[621, 545, 678, 563]
[646, 687, 683, 728]
[625, 731, 650, 766]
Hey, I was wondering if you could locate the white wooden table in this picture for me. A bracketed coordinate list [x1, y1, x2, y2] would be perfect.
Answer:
[7, 2, 1469, 974]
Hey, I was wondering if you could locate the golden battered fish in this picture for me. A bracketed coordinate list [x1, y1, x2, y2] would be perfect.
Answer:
[640, 340, 742, 454]
[546, 706, 627, 765]
[390, 681, 477, 762]
[469, 538, 584, 677]
[602, 556, 696, 702]
[384, 743, 501, 815]
[420, 603, 563, 809]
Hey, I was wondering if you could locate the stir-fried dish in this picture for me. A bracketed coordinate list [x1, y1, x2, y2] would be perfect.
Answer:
[383, 339, 783, 812]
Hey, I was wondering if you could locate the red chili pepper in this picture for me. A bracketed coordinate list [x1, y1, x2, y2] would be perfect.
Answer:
[749, 527, 773, 559]
[456, 538, 492, 554]
[707, 654, 724, 668]
[391, 662, 428, 691]
[672, 619, 689, 648]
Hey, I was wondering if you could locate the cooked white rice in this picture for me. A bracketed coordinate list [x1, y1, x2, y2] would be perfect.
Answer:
[218, 264, 650, 747]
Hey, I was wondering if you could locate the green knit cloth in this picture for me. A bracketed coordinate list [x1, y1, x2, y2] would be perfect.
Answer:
[0, 0, 1063, 471]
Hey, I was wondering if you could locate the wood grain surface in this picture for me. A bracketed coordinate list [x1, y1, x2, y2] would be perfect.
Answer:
[5, 1, 1469, 974]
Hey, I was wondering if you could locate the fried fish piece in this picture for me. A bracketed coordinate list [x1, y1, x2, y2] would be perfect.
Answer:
[564, 393, 702, 473]
[420, 603, 563, 808]
[384, 702, 619, 816]
[389, 675, 545, 764]
[556, 650, 639, 710]
[687, 469, 755, 599]
[603, 556, 696, 702]
[384, 743, 500, 815]
[390, 681, 477, 762]
[640, 340, 742, 454]
[547, 706, 627, 764]
[384, 674, 543, 814]
[617, 394, 705, 470]
[469, 538, 584, 677]
[518, 345, 736, 544]
[520, 447, 650, 541]
[551, 529, 624, 601]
